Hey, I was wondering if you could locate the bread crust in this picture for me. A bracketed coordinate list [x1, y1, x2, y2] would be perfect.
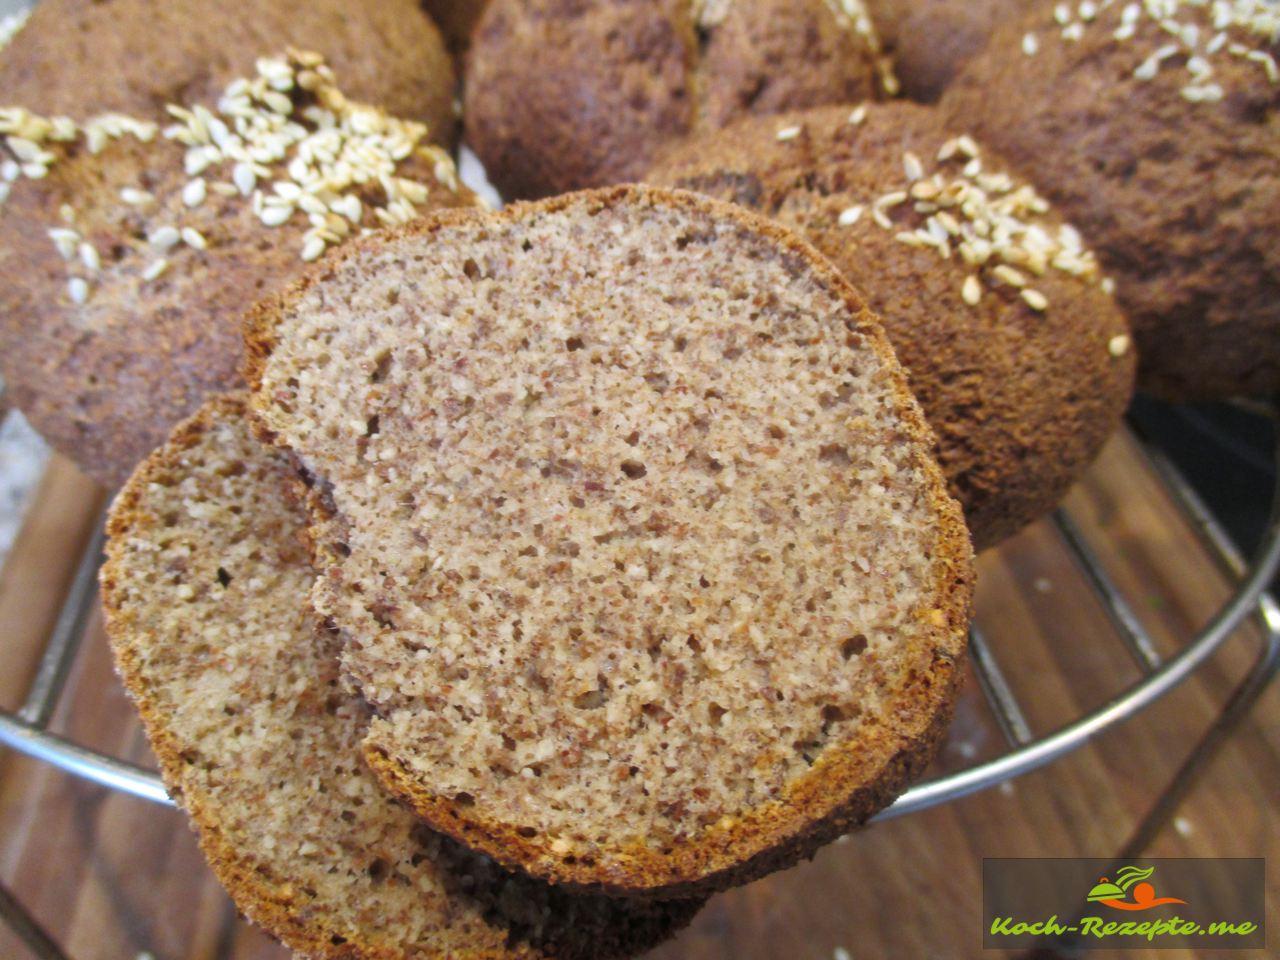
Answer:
[645, 103, 1135, 550]
[244, 184, 975, 900]
[941, 1, 1280, 399]
[462, 0, 883, 199]
[101, 394, 702, 957]
[0, 34, 472, 486]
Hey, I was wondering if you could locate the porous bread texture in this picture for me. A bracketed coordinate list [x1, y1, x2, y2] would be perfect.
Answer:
[246, 186, 974, 898]
[941, 0, 1280, 399]
[645, 102, 1135, 550]
[463, 0, 889, 199]
[100, 394, 700, 959]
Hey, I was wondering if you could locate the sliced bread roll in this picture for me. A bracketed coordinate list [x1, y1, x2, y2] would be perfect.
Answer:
[100, 394, 700, 958]
[246, 185, 974, 899]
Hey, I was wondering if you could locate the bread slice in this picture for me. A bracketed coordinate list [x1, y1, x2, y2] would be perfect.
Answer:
[100, 394, 700, 958]
[245, 185, 974, 899]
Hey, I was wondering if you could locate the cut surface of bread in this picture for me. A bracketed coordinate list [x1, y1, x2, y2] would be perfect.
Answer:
[100, 394, 700, 958]
[246, 185, 974, 898]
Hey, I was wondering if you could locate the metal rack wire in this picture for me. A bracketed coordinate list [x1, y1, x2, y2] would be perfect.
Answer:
[1, 398, 1276, 826]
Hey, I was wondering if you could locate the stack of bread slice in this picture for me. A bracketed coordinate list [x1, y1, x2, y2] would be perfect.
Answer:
[102, 184, 973, 955]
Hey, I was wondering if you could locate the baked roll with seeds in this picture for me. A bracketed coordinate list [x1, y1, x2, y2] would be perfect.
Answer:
[463, 0, 895, 199]
[100, 394, 700, 958]
[246, 185, 974, 899]
[0, 52, 477, 486]
[0, 0, 458, 148]
[647, 102, 1135, 551]
[942, 0, 1280, 399]
[865, 0, 1034, 101]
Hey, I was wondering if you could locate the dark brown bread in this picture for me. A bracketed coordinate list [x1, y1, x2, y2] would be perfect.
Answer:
[100, 393, 701, 959]
[463, 0, 891, 199]
[865, 0, 1033, 101]
[647, 103, 1135, 550]
[423, 0, 494, 58]
[0, 53, 476, 487]
[0, 0, 458, 147]
[245, 185, 974, 899]
[941, 1, 1280, 400]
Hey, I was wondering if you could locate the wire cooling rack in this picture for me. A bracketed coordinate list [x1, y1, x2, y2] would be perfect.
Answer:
[0, 390, 1277, 957]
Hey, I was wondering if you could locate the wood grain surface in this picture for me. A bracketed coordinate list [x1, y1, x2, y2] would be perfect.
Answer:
[1, 430, 1276, 960]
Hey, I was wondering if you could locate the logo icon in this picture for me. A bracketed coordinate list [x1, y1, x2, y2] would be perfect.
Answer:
[1086, 865, 1187, 912]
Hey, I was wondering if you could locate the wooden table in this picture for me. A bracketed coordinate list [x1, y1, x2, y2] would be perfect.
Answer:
[1, 431, 1277, 960]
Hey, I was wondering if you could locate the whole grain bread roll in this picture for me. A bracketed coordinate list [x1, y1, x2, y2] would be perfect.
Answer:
[865, 0, 1033, 101]
[0, 0, 458, 147]
[0, 52, 476, 486]
[246, 185, 974, 899]
[100, 393, 701, 959]
[941, 0, 1280, 399]
[646, 103, 1135, 550]
[463, 0, 894, 199]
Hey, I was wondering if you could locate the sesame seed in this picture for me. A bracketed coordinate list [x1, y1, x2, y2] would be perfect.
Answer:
[78, 241, 100, 272]
[962, 275, 982, 305]
[992, 264, 1028, 287]
[837, 205, 864, 226]
[1021, 288, 1049, 311]
[232, 162, 257, 196]
[775, 125, 803, 141]
[182, 177, 207, 207]
[47, 228, 79, 260]
[902, 151, 924, 181]
[1062, 21, 1085, 41]
[848, 104, 868, 125]
[120, 187, 154, 206]
[1022, 32, 1040, 55]
[67, 276, 89, 304]
[142, 258, 169, 281]
[1108, 333, 1131, 357]
[260, 204, 294, 226]
[181, 227, 208, 250]
[300, 235, 327, 262]
[148, 226, 181, 250]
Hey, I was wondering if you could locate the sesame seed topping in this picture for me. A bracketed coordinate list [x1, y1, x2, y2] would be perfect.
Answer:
[300, 235, 327, 262]
[862, 135, 1105, 311]
[775, 125, 803, 142]
[848, 104, 868, 126]
[181, 227, 208, 250]
[78, 241, 100, 273]
[1108, 333, 1132, 357]
[182, 177, 207, 207]
[148, 226, 181, 250]
[120, 187, 154, 206]
[67, 276, 89, 305]
[837, 205, 864, 226]
[142, 258, 169, 282]
[1023, 32, 1040, 55]
[1021, 288, 1049, 311]
[47, 227, 79, 260]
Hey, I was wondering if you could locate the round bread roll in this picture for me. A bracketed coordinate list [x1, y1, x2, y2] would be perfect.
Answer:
[246, 185, 974, 899]
[101, 393, 700, 959]
[0, 52, 476, 486]
[464, 0, 895, 199]
[0, 0, 458, 148]
[647, 103, 1135, 550]
[865, 0, 1033, 101]
[941, 1, 1280, 399]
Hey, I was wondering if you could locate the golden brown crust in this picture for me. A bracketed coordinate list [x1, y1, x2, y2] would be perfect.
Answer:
[101, 394, 703, 957]
[940, 2, 1280, 399]
[244, 183, 975, 900]
[462, 0, 884, 199]
[645, 102, 1135, 550]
